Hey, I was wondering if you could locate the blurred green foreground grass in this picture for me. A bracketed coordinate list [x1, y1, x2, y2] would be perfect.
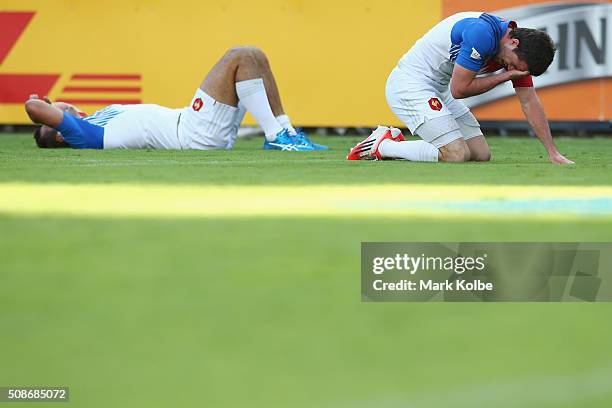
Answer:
[1, 134, 611, 407]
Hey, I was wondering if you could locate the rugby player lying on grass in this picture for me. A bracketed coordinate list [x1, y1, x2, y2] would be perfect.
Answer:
[348, 12, 573, 164]
[26, 46, 327, 151]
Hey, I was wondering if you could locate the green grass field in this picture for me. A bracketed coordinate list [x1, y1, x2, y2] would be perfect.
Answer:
[1, 133, 612, 407]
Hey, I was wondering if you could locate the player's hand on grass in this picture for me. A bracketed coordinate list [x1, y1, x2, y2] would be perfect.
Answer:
[549, 151, 574, 165]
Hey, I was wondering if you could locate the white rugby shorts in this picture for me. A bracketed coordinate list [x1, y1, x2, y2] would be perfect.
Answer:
[385, 67, 483, 148]
[179, 88, 246, 150]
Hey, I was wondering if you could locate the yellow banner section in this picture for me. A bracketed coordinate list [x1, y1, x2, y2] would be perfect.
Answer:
[1, 0, 441, 125]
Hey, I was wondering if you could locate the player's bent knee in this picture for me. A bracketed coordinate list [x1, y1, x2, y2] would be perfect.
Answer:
[444, 150, 470, 162]
[472, 150, 491, 162]
[224, 46, 251, 61]
[226, 46, 264, 67]
[225, 46, 263, 56]
[465, 135, 490, 162]
[245, 46, 266, 59]
[223, 46, 242, 57]
[440, 140, 470, 162]
[242, 46, 269, 67]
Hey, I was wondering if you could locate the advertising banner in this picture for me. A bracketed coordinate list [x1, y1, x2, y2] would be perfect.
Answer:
[445, 0, 611, 121]
[0, 1, 440, 126]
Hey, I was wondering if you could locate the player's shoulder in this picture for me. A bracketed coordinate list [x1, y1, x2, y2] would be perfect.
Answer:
[461, 15, 497, 54]
[462, 16, 495, 38]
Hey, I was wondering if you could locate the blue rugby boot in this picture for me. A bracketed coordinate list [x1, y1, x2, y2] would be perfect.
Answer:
[263, 129, 311, 151]
[293, 129, 329, 151]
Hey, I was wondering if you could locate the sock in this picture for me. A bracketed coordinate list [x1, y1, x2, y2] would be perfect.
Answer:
[276, 114, 297, 135]
[378, 139, 439, 162]
[235, 78, 283, 141]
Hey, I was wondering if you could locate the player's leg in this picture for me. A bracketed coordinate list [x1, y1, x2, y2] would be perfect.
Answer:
[200, 46, 307, 141]
[199, 46, 326, 150]
[347, 122, 445, 162]
[237, 47, 327, 149]
[200, 47, 251, 106]
[438, 138, 471, 162]
[249, 48, 284, 119]
[455, 111, 490, 161]
[377, 70, 455, 162]
[200, 46, 284, 141]
[418, 116, 470, 162]
[202, 46, 285, 113]
[465, 136, 490, 161]
[444, 97, 490, 162]
[247, 48, 314, 141]
[375, 116, 469, 162]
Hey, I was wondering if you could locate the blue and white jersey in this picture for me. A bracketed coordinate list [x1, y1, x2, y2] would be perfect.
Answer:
[82, 104, 182, 149]
[397, 12, 524, 91]
[82, 105, 126, 127]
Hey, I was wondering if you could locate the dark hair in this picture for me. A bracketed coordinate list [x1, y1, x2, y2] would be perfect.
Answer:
[33, 127, 45, 148]
[510, 28, 556, 76]
[33, 126, 69, 148]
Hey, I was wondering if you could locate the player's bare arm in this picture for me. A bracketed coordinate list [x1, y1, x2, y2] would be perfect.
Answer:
[515, 87, 574, 165]
[450, 64, 529, 99]
[51, 101, 83, 117]
[24, 94, 64, 127]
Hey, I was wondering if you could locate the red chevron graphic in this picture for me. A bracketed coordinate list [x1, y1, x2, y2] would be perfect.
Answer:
[1, 11, 142, 108]
[0, 12, 34, 65]
[0, 11, 60, 103]
[0, 74, 60, 103]
[57, 72, 142, 104]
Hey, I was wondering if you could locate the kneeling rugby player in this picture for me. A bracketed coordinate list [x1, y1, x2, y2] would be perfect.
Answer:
[349, 12, 572, 164]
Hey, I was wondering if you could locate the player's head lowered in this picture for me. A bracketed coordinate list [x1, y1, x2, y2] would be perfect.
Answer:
[33, 125, 69, 148]
[498, 27, 556, 76]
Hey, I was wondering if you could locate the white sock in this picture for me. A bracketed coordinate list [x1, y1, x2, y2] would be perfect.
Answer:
[378, 139, 439, 162]
[235, 78, 283, 141]
[276, 114, 297, 135]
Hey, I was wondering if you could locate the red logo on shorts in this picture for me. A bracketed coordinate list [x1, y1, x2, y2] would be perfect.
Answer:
[192, 98, 203, 112]
[428, 98, 442, 111]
